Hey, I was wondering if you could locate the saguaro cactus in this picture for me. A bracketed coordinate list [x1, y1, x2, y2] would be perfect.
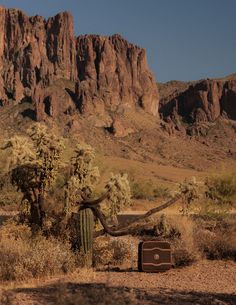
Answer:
[78, 207, 94, 266]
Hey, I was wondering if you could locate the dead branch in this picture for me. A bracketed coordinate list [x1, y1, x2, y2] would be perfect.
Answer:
[79, 189, 110, 206]
[92, 194, 182, 237]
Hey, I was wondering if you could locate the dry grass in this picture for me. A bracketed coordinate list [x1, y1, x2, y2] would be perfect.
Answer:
[172, 239, 198, 267]
[205, 171, 236, 206]
[0, 290, 18, 305]
[154, 215, 199, 267]
[131, 179, 171, 200]
[195, 228, 236, 261]
[0, 221, 76, 282]
[143, 213, 236, 266]
[94, 236, 140, 270]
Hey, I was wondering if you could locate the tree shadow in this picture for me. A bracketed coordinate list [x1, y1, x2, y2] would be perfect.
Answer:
[12, 282, 236, 305]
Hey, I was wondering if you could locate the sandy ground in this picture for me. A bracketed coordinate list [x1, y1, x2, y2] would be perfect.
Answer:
[1, 260, 235, 305]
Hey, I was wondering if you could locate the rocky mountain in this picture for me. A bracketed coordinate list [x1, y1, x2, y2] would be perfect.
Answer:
[0, 7, 159, 125]
[0, 6, 235, 173]
[159, 78, 236, 136]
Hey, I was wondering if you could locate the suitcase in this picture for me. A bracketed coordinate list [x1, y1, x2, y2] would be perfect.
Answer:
[138, 241, 172, 272]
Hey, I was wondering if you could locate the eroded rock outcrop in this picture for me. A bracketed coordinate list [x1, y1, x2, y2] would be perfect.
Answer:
[0, 6, 159, 123]
[160, 79, 236, 135]
[0, 8, 76, 101]
[221, 80, 236, 120]
[75, 34, 159, 116]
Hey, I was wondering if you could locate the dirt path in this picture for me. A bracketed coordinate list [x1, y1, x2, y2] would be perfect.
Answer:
[1, 260, 236, 305]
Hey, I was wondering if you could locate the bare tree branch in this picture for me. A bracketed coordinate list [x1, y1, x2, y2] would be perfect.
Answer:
[93, 194, 182, 237]
[79, 189, 110, 206]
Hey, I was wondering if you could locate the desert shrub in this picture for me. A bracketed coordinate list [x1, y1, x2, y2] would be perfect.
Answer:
[197, 200, 230, 222]
[153, 185, 171, 199]
[0, 290, 18, 305]
[172, 239, 197, 267]
[131, 179, 170, 200]
[0, 221, 76, 281]
[171, 217, 199, 266]
[154, 214, 181, 239]
[131, 180, 154, 200]
[93, 236, 113, 267]
[0, 175, 20, 210]
[195, 228, 236, 261]
[205, 171, 236, 205]
[93, 236, 139, 269]
[112, 238, 137, 266]
[152, 215, 199, 267]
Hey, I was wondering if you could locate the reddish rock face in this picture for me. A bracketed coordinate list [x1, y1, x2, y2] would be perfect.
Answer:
[0, 8, 76, 100]
[178, 80, 223, 123]
[75, 34, 159, 116]
[0, 7, 159, 121]
[221, 81, 236, 120]
[160, 79, 236, 126]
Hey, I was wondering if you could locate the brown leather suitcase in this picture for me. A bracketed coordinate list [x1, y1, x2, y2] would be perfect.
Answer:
[138, 241, 172, 272]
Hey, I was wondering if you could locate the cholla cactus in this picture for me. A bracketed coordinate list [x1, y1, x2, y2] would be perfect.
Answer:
[71, 144, 100, 188]
[179, 178, 199, 215]
[64, 144, 100, 215]
[2, 135, 36, 171]
[27, 123, 64, 194]
[105, 173, 132, 217]
[2, 123, 64, 227]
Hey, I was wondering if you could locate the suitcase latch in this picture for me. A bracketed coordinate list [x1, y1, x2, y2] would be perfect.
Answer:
[154, 254, 160, 261]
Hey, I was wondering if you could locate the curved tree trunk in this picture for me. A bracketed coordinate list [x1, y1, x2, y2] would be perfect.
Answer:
[91, 194, 182, 237]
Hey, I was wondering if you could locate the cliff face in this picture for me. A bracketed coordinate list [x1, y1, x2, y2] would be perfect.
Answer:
[221, 80, 236, 120]
[160, 79, 236, 134]
[0, 8, 76, 101]
[0, 7, 159, 121]
[75, 34, 158, 116]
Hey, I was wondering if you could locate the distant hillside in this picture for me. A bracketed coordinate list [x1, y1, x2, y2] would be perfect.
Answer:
[0, 7, 236, 186]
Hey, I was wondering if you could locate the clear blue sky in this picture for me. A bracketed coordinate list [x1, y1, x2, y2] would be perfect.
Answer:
[0, 0, 235, 82]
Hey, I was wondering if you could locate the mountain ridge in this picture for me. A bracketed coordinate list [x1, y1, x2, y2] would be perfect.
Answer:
[0, 7, 235, 177]
[0, 6, 159, 128]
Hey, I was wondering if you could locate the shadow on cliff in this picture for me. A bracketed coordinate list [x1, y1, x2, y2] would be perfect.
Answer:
[65, 88, 77, 104]
[21, 108, 36, 120]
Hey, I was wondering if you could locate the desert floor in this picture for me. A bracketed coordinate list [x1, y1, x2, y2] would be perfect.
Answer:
[0, 260, 235, 305]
